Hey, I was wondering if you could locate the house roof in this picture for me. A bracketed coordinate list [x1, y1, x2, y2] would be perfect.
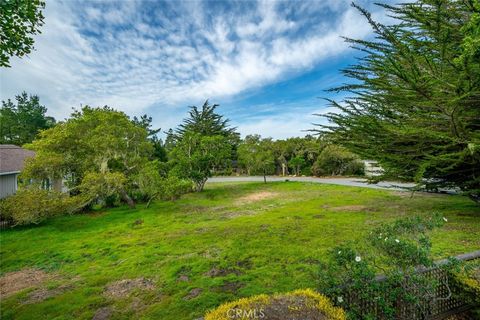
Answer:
[0, 145, 35, 175]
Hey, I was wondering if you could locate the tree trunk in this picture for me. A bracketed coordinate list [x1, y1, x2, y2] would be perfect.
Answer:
[263, 169, 267, 183]
[120, 189, 135, 208]
[195, 178, 207, 192]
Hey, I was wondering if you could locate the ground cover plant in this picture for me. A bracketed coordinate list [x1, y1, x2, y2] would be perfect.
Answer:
[1, 182, 478, 320]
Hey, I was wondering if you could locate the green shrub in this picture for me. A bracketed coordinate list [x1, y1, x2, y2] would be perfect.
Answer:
[317, 213, 452, 319]
[205, 289, 346, 320]
[159, 175, 192, 201]
[452, 262, 480, 315]
[312, 145, 364, 176]
[0, 188, 83, 226]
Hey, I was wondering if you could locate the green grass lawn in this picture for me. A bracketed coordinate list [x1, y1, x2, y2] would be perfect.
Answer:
[1, 182, 479, 320]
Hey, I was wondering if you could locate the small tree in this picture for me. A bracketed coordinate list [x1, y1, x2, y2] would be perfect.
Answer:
[22, 106, 153, 208]
[170, 131, 231, 191]
[170, 101, 238, 191]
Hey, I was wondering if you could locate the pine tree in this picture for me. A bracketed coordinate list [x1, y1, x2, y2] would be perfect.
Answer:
[318, 0, 480, 202]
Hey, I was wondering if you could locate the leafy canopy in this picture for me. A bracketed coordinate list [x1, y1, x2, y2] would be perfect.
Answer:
[0, 92, 55, 145]
[23, 106, 153, 207]
[0, 0, 45, 67]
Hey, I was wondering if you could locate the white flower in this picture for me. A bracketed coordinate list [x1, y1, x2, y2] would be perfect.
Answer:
[338, 250, 342, 255]
[384, 237, 388, 241]
[337, 296, 344, 303]
[443, 217, 448, 222]
[355, 256, 361, 262]
[395, 239, 400, 243]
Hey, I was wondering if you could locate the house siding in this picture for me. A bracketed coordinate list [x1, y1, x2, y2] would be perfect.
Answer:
[0, 173, 18, 199]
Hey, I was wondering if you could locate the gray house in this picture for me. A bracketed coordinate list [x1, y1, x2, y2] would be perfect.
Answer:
[0, 145, 35, 199]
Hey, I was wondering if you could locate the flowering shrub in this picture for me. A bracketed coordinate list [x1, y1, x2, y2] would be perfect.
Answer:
[205, 289, 346, 320]
[317, 213, 455, 319]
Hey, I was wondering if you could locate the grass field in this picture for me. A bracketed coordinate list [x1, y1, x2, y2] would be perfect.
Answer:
[1, 182, 479, 320]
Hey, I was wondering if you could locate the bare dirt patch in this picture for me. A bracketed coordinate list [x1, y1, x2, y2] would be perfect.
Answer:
[25, 283, 73, 304]
[103, 278, 155, 299]
[331, 205, 370, 212]
[0, 269, 50, 298]
[183, 288, 202, 300]
[92, 307, 113, 320]
[236, 191, 279, 204]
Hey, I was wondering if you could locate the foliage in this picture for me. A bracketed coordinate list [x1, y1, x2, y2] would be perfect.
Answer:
[204, 289, 346, 320]
[135, 162, 192, 206]
[176, 100, 238, 140]
[0, 92, 55, 145]
[132, 114, 167, 162]
[79, 171, 129, 207]
[0, 0, 45, 67]
[312, 145, 364, 176]
[236, 134, 332, 176]
[0, 187, 83, 226]
[22, 106, 153, 207]
[289, 156, 306, 176]
[170, 102, 237, 191]
[318, 1, 480, 202]
[451, 261, 480, 314]
[317, 213, 454, 319]
[170, 131, 231, 191]
[237, 135, 275, 180]
[160, 175, 192, 201]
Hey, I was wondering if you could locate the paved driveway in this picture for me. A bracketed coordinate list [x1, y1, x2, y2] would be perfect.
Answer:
[208, 176, 416, 191]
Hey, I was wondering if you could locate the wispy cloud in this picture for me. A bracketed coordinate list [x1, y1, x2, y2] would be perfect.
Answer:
[0, 0, 388, 137]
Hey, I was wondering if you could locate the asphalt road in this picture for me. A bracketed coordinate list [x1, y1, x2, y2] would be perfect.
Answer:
[207, 176, 417, 191]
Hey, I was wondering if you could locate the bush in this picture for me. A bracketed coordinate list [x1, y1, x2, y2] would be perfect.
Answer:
[452, 262, 480, 315]
[159, 176, 192, 201]
[317, 214, 453, 319]
[205, 289, 346, 320]
[0, 188, 83, 226]
[312, 145, 364, 176]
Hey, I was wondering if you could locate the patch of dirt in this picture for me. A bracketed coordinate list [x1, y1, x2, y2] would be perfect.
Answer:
[236, 191, 279, 204]
[204, 266, 241, 277]
[0, 268, 50, 298]
[223, 210, 258, 219]
[177, 275, 190, 282]
[92, 307, 113, 320]
[25, 284, 73, 304]
[183, 288, 202, 300]
[331, 205, 370, 212]
[216, 281, 244, 293]
[103, 278, 155, 299]
[132, 219, 143, 226]
[263, 295, 330, 319]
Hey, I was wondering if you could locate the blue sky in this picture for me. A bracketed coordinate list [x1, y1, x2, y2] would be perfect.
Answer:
[0, 0, 391, 139]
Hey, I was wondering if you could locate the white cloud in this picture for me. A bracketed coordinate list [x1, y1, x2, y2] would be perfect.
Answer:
[0, 0, 387, 136]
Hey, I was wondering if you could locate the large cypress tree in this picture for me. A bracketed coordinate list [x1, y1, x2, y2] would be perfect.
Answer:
[318, 0, 480, 202]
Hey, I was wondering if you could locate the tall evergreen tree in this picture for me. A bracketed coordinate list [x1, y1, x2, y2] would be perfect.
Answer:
[0, 92, 55, 145]
[318, 0, 480, 202]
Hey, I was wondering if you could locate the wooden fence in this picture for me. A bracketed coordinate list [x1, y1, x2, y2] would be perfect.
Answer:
[340, 250, 480, 320]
